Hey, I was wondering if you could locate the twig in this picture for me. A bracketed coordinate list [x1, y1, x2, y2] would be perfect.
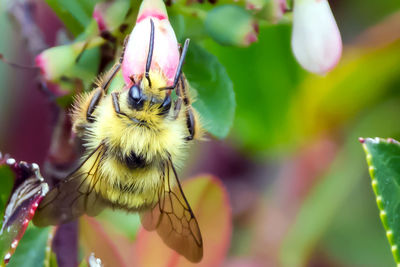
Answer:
[8, 0, 47, 55]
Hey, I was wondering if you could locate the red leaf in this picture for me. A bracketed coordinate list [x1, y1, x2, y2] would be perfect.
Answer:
[0, 157, 49, 265]
[135, 175, 232, 266]
[79, 216, 135, 267]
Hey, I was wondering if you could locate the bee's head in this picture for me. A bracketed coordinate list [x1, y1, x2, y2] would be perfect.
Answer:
[127, 82, 171, 116]
[128, 84, 144, 110]
[124, 18, 174, 119]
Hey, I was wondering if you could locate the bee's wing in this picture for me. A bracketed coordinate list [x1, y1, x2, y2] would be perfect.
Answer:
[140, 158, 203, 263]
[33, 144, 107, 227]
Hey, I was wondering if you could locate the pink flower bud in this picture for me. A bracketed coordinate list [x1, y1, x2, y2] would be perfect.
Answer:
[274, 0, 288, 22]
[35, 38, 105, 82]
[93, 0, 131, 32]
[250, 0, 287, 23]
[93, 5, 107, 32]
[205, 5, 259, 47]
[291, 0, 342, 75]
[35, 44, 81, 82]
[122, 0, 179, 86]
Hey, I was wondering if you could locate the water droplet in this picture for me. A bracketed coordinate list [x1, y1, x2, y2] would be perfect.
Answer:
[6, 158, 15, 165]
[11, 240, 18, 249]
[4, 252, 11, 263]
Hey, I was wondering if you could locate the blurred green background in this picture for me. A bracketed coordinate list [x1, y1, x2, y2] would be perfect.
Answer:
[1, 0, 400, 266]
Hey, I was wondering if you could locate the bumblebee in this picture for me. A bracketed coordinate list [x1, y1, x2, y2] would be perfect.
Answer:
[33, 19, 203, 262]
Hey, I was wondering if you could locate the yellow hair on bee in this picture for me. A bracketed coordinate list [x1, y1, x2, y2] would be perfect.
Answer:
[70, 70, 197, 210]
[34, 58, 205, 263]
[70, 89, 102, 136]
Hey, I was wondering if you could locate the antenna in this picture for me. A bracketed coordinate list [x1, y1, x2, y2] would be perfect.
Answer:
[161, 38, 190, 90]
[145, 19, 155, 87]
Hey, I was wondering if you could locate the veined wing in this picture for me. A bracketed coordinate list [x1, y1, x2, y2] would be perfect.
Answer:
[140, 157, 203, 263]
[33, 144, 107, 226]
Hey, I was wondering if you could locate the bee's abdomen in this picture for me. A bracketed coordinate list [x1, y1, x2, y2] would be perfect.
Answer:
[113, 149, 147, 169]
[101, 175, 160, 211]
[94, 155, 162, 211]
[123, 151, 147, 169]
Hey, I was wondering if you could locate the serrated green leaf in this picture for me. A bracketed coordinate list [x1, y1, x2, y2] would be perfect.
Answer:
[362, 137, 400, 264]
[7, 226, 51, 267]
[183, 43, 235, 139]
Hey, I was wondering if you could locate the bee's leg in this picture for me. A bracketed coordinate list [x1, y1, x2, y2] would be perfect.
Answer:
[86, 88, 104, 122]
[99, 33, 131, 93]
[85, 54, 126, 122]
[166, 39, 196, 140]
[84, 61, 123, 122]
[111, 92, 142, 124]
[111, 92, 129, 117]
[174, 76, 196, 141]
[111, 92, 123, 115]
[173, 78, 183, 119]
[100, 63, 121, 93]
[119, 34, 130, 64]
[86, 34, 130, 97]
[185, 109, 196, 141]
[85, 34, 129, 120]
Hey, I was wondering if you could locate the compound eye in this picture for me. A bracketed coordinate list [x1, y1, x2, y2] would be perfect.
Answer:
[128, 85, 144, 110]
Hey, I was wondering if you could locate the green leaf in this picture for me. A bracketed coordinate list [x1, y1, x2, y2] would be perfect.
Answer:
[7, 226, 51, 267]
[183, 43, 235, 139]
[169, 14, 186, 42]
[205, 5, 256, 47]
[69, 46, 101, 90]
[44, 0, 99, 36]
[204, 24, 304, 150]
[361, 137, 400, 264]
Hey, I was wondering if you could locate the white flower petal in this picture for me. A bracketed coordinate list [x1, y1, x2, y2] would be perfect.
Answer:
[291, 0, 342, 75]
